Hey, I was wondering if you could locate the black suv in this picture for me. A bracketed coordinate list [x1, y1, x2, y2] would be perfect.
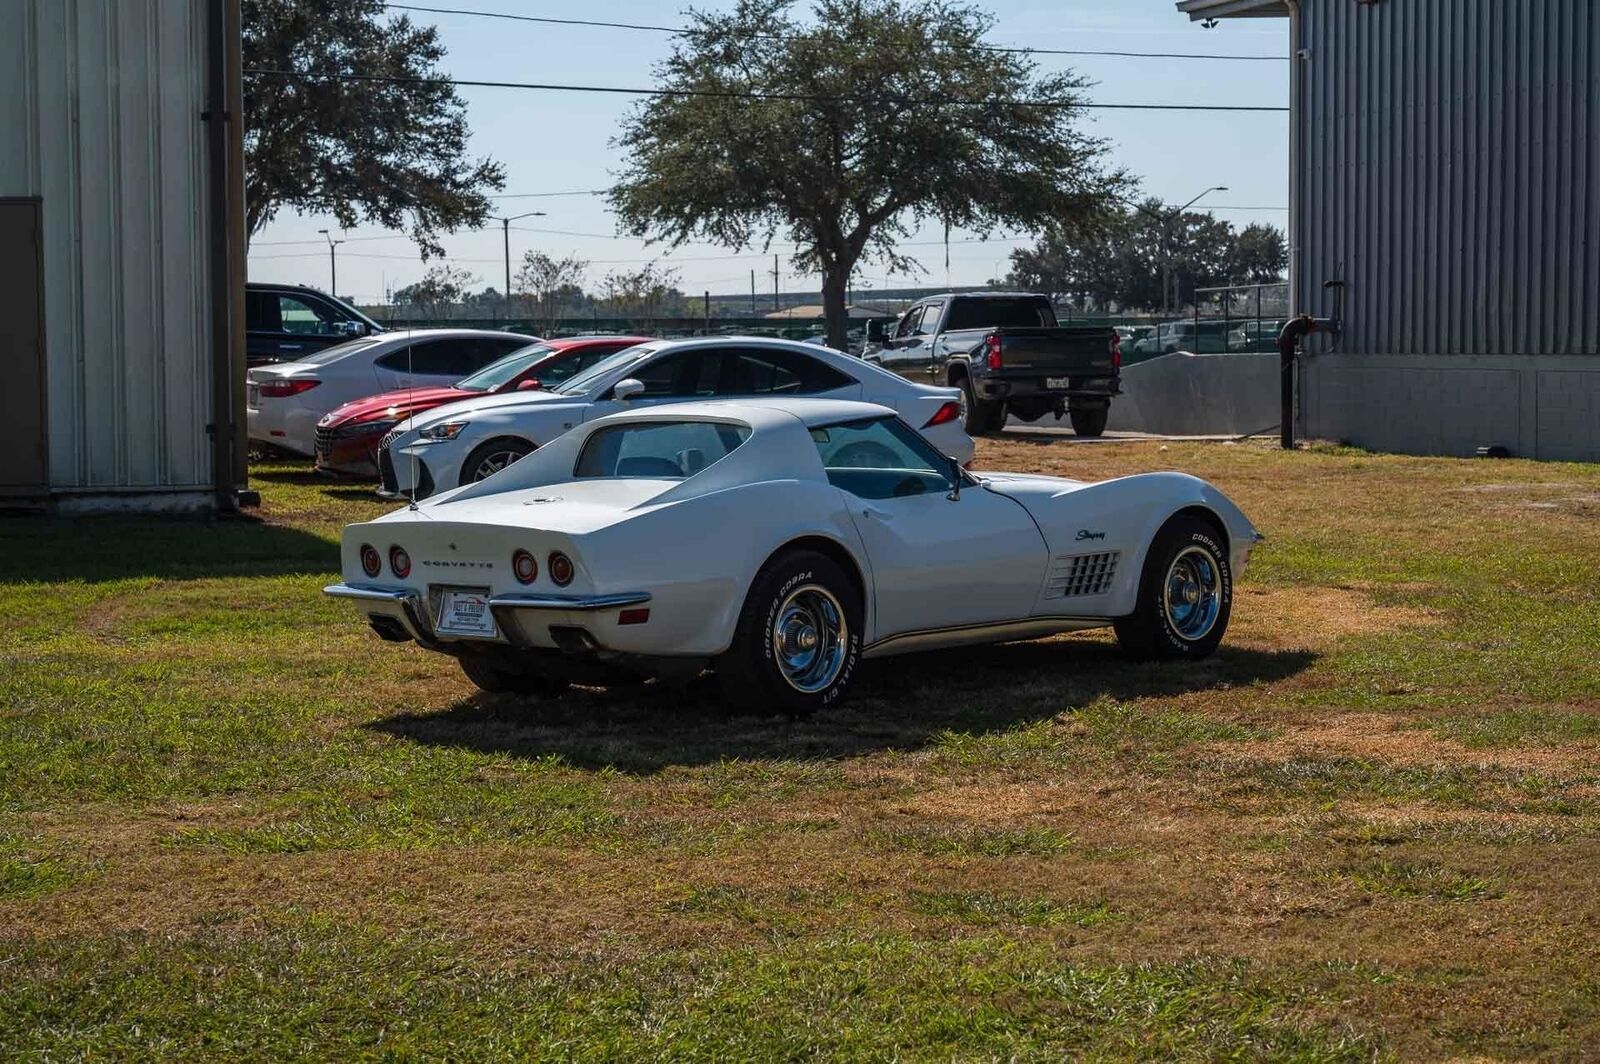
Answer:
[246, 283, 385, 367]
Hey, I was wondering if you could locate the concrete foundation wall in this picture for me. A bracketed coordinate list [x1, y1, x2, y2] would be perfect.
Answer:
[1105, 352, 1281, 436]
[1300, 354, 1600, 461]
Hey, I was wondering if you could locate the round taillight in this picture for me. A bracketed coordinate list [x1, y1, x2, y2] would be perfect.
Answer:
[388, 545, 411, 579]
[359, 543, 381, 578]
[512, 549, 538, 584]
[547, 551, 574, 587]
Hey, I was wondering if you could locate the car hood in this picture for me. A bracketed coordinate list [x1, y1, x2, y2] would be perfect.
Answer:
[403, 387, 586, 430]
[322, 386, 474, 428]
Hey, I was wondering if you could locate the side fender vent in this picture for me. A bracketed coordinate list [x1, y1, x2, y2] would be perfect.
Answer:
[1045, 551, 1120, 598]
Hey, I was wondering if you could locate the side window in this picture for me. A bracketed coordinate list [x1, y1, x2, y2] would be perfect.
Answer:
[702, 348, 857, 397]
[627, 352, 717, 398]
[811, 417, 954, 501]
[246, 290, 280, 332]
[538, 346, 620, 386]
[915, 303, 944, 335]
[893, 306, 923, 339]
[375, 340, 467, 376]
[277, 294, 341, 336]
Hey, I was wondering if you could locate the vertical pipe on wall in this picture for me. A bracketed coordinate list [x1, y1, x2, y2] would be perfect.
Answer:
[204, 0, 246, 509]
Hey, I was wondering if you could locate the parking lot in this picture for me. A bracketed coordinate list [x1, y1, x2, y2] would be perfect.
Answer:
[3, 438, 1598, 1058]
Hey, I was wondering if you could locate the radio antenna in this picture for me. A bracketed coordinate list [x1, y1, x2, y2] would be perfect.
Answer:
[406, 332, 419, 511]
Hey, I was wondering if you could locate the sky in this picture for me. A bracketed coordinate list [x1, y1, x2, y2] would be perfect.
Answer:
[246, 0, 1291, 305]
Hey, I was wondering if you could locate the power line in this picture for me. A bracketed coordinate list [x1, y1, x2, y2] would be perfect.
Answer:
[383, 3, 1287, 62]
[246, 69, 1289, 112]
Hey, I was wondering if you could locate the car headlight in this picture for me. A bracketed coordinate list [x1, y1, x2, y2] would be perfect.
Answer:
[419, 421, 468, 441]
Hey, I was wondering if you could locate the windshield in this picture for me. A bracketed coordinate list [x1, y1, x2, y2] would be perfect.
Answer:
[456, 343, 555, 392]
[553, 345, 654, 395]
[296, 337, 383, 366]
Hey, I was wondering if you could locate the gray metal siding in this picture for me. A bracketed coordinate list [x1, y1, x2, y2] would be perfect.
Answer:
[1295, 0, 1600, 356]
[0, 0, 213, 493]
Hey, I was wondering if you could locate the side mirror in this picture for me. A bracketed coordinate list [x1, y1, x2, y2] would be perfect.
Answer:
[613, 378, 646, 401]
[515, 379, 542, 392]
[339, 320, 367, 337]
[865, 319, 887, 344]
[945, 455, 964, 501]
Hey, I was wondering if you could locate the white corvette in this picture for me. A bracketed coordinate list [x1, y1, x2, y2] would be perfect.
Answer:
[327, 398, 1262, 714]
[375, 337, 974, 499]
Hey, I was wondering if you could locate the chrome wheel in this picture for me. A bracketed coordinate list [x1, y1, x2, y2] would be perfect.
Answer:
[473, 449, 525, 481]
[770, 583, 849, 693]
[1162, 545, 1222, 641]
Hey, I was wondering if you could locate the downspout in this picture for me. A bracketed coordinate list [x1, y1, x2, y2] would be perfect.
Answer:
[204, 0, 248, 511]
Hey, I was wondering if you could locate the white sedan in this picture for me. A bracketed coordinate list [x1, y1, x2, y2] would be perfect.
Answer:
[246, 329, 538, 457]
[375, 337, 972, 499]
[327, 398, 1262, 715]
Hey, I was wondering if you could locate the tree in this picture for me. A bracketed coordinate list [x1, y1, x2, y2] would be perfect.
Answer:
[1227, 223, 1289, 285]
[515, 253, 590, 330]
[242, 0, 504, 254]
[610, 0, 1124, 349]
[600, 263, 685, 317]
[391, 265, 478, 320]
[1006, 202, 1288, 313]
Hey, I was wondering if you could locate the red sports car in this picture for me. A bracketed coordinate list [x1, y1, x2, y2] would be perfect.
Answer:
[313, 335, 653, 478]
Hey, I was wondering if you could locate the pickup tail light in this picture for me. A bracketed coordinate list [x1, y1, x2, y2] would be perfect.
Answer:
[258, 378, 321, 398]
[1110, 330, 1122, 371]
[922, 401, 961, 428]
[984, 333, 1002, 371]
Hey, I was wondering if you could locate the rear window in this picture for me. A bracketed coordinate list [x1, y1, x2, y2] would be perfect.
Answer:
[574, 420, 751, 479]
[297, 337, 383, 365]
[944, 297, 1056, 331]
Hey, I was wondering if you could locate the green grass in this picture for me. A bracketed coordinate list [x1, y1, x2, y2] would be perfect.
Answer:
[2, 444, 1598, 1058]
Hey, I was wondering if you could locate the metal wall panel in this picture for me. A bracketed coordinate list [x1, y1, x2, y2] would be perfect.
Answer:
[0, 0, 213, 494]
[1295, 0, 1600, 356]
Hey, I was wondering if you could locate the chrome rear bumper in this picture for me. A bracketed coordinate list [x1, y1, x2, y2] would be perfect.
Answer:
[323, 584, 652, 648]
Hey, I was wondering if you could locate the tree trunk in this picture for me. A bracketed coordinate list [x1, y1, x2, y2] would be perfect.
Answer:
[821, 265, 850, 351]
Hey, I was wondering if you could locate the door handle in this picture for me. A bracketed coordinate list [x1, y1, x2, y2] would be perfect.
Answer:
[861, 506, 889, 520]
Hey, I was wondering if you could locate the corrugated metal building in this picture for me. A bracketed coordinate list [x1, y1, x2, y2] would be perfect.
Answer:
[1178, 0, 1600, 460]
[0, 0, 247, 511]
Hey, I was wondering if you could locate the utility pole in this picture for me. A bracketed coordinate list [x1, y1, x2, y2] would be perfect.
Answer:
[771, 253, 780, 312]
[493, 210, 547, 320]
[750, 269, 757, 315]
[703, 290, 711, 334]
[317, 229, 344, 296]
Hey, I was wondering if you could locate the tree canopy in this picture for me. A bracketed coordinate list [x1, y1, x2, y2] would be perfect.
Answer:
[242, 0, 503, 255]
[610, 0, 1125, 347]
[1005, 200, 1288, 312]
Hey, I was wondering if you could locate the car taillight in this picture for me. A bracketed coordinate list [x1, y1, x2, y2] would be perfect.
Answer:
[984, 333, 1002, 371]
[388, 545, 411, 579]
[258, 378, 321, 398]
[359, 544, 381, 578]
[547, 552, 574, 587]
[922, 401, 961, 428]
[1111, 330, 1122, 371]
[512, 549, 538, 584]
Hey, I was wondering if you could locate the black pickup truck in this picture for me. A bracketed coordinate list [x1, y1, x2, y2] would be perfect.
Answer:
[862, 292, 1120, 436]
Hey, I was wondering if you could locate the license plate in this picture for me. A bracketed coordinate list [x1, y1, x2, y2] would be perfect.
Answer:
[434, 587, 497, 638]
[1046, 377, 1070, 389]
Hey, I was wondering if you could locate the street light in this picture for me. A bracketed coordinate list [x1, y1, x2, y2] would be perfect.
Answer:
[1163, 186, 1227, 313]
[316, 229, 345, 296]
[495, 210, 547, 320]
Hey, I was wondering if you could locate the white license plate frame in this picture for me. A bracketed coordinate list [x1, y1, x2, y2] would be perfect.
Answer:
[432, 586, 498, 639]
[1045, 376, 1071, 390]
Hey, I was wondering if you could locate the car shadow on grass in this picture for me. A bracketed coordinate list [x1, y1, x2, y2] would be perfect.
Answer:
[365, 640, 1315, 772]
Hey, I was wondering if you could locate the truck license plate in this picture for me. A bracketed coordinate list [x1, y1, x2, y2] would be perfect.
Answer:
[1045, 377, 1070, 389]
[434, 588, 497, 638]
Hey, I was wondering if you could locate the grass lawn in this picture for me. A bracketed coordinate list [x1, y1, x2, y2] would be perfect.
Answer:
[2, 439, 1598, 1060]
